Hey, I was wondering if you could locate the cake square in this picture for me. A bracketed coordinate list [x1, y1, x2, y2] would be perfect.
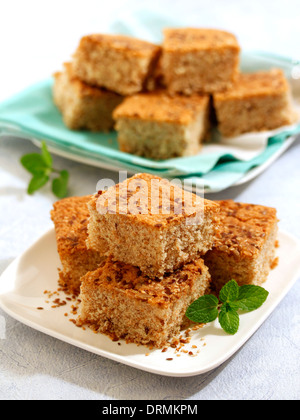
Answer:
[213, 69, 297, 137]
[72, 34, 161, 96]
[161, 28, 240, 95]
[87, 173, 219, 279]
[113, 90, 211, 160]
[77, 256, 211, 348]
[53, 63, 123, 132]
[51, 195, 107, 295]
[204, 200, 278, 292]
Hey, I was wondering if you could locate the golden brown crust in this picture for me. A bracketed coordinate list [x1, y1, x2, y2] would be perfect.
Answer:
[161, 28, 240, 95]
[53, 63, 124, 132]
[51, 196, 106, 295]
[81, 256, 209, 309]
[212, 200, 278, 259]
[90, 173, 219, 227]
[54, 62, 122, 99]
[214, 69, 289, 101]
[78, 34, 161, 56]
[163, 27, 240, 52]
[113, 90, 209, 125]
[78, 256, 211, 347]
[51, 195, 93, 254]
[88, 174, 219, 279]
[72, 34, 161, 96]
[213, 69, 297, 137]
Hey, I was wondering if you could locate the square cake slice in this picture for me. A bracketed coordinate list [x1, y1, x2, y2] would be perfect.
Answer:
[213, 69, 297, 137]
[87, 173, 219, 279]
[53, 63, 123, 132]
[113, 90, 211, 160]
[77, 256, 211, 348]
[51, 195, 107, 295]
[72, 34, 161, 96]
[204, 200, 278, 292]
[162, 27, 240, 95]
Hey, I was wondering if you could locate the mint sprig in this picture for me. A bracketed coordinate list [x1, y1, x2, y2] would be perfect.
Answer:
[21, 141, 69, 198]
[186, 280, 269, 335]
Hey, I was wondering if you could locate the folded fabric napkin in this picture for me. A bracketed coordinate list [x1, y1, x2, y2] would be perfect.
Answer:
[0, 8, 300, 192]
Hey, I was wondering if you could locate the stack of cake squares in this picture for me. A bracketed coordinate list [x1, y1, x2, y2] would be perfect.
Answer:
[53, 34, 161, 132]
[53, 28, 296, 161]
[113, 28, 296, 157]
[77, 173, 220, 348]
[51, 173, 279, 349]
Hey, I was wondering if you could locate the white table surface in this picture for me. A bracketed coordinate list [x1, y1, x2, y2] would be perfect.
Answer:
[0, 0, 299, 401]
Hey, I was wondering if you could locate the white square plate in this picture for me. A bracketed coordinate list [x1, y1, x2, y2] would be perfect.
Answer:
[0, 228, 299, 377]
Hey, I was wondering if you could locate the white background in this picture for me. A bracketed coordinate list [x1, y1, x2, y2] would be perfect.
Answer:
[0, 0, 299, 400]
[1, 0, 300, 101]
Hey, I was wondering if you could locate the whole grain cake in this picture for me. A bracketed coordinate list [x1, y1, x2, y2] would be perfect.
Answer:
[213, 69, 297, 137]
[51, 195, 107, 295]
[162, 27, 240, 95]
[77, 256, 211, 348]
[72, 34, 161, 96]
[87, 173, 219, 279]
[204, 200, 278, 292]
[113, 90, 211, 159]
[53, 63, 123, 132]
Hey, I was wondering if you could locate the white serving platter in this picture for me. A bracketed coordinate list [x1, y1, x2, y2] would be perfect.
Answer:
[0, 228, 299, 377]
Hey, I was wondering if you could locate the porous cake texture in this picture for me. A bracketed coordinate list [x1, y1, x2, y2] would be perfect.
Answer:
[77, 256, 211, 348]
[162, 28, 240, 95]
[72, 34, 161, 96]
[87, 173, 219, 279]
[53, 63, 123, 132]
[51, 196, 107, 295]
[113, 90, 211, 160]
[213, 69, 297, 137]
[204, 200, 278, 292]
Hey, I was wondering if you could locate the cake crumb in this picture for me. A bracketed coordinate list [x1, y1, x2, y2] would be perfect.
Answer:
[270, 257, 279, 270]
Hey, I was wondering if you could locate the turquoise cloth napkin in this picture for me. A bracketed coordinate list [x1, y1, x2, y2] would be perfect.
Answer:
[0, 53, 299, 192]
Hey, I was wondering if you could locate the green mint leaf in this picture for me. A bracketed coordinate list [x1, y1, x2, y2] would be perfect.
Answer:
[186, 279, 269, 336]
[185, 294, 219, 324]
[41, 141, 53, 167]
[235, 285, 269, 312]
[27, 174, 49, 195]
[52, 170, 69, 198]
[218, 304, 240, 335]
[225, 301, 240, 311]
[21, 143, 70, 198]
[20, 153, 49, 175]
[219, 279, 239, 303]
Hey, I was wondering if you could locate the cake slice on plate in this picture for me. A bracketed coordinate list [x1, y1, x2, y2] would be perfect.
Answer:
[204, 200, 278, 292]
[51, 195, 107, 295]
[77, 256, 211, 348]
[87, 173, 219, 279]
